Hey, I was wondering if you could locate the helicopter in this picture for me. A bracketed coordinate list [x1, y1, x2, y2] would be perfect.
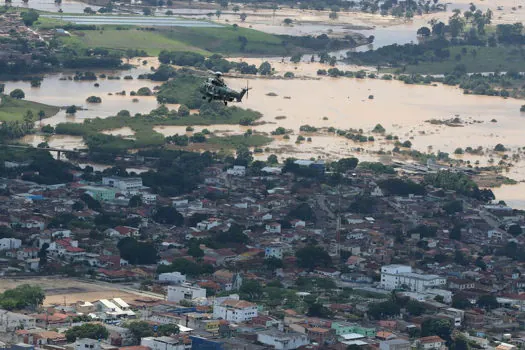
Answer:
[199, 71, 251, 105]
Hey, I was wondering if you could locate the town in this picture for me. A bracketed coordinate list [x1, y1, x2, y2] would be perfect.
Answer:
[0, 145, 523, 350]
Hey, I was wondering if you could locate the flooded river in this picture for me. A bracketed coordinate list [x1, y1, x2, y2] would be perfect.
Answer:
[8, 0, 98, 13]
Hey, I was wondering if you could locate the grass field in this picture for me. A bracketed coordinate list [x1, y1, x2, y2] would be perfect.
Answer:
[394, 46, 525, 74]
[163, 26, 287, 55]
[0, 95, 59, 122]
[58, 25, 288, 56]
[60, 28, 210, 56]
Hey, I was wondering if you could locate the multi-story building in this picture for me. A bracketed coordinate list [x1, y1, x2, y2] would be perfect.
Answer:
[0, 237, 21, 250]
[102, 177, 143, 192]
[141, 336, 189, 350]
[159, 272, 186, 285]
[0, 311, 36, 332]
[380, 339, 411, 350]
[380, 264, 446, 292]
[257, 329, 309, 350]
[213, 298, 258, 323]
[167, 284, 206, 303]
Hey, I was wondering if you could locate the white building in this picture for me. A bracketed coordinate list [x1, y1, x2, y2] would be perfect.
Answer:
[94, 298, 135, 319]
[102, 176, 143, 192]
[213, 298, 258, 323]
[257, 330, 309, 350]
[159, 272, 186, 285]
[226, 165, 246, 176]
[265, 222, 282, 234]
[141, 336, 187, 350]
[380, 264, 446, 292]
[265, 245, 283, 259]
[0, 310, 36, 332]
[167, 284, 206, 303]
[380, 339, 411, 350]
[75, 338, 102, 350]
[0, 238, 22, 250]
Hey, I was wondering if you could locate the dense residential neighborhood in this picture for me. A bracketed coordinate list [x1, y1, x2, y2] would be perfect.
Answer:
[0, 148, 524, 350]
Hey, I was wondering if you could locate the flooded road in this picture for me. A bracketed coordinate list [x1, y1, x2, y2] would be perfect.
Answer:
[8, 0, 98, 13]
[42, 15, 222, 27]
[0, 58, 161, 126]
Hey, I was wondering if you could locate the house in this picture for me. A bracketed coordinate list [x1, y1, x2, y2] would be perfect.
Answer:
[380, 339, 411, 350]
[17, 247, 39, 260]
[213, 298, 258, 323]
[94, 299, 135, 319]
[266, 222, 282, 234]
[291, 219, 306, 228]
[167, 284, 206, 303]
[102, 177, 143, 192]
[112, 226, 140, 238]
[226, 165, 246, 176]
[141, 336, 189, 350]
[257, 329, 309, 350]
[0, 237, 22, 250]
[417, 336, 446, 349]
[448, 278, 475, 290]
[0, 311, 36, 332]
[265, 244, 283, 259]
[159, 272, 186, 285]
[488, 229, 506, 240]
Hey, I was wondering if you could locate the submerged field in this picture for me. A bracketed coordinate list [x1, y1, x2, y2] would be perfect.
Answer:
[0, 95, 59, 122]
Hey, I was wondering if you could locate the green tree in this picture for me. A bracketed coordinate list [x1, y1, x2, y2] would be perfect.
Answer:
[295, 246, 332, 269]
[240, 279, 263, 301]
[264, 256, 283, 270]
[421, 318, 453, 342]
[477, 294, 499, 310]
[65, 323, 109, 342]
[267, 154, 278, 164]
[126, 321, 154, 344]
[37, 243, 49, 266]
[508, 224, 522, 236]
[65, 105, 77, 114]
[128, 195, 142, 208]
[240, 13, 247, 21]
[153, 206, 184, 225]
[9, 89, 25, 99]
[307, 302, 333, 318]
[288, 202, 315, 221]
[452, 294, 471, 309]
[117, 237, 158, 265]
[187, 241, 204, 258]
[368, 300, 400, 319]
[21, 10, 39, 25]
[178, 104, 190, 117]
[406, 300, 426, 316]
[259, 61, 272, 75]
[284, 18, 293, 25]
[158, 324, 180, 336]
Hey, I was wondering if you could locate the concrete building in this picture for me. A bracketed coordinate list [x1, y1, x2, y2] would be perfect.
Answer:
[167, 284, 206, 303]
[0, 311, 36, 332]
[380, 339, 411, 350]
[418, 336, 446, 349]
[102, 177, 143, 192]
[213, 298, 258, 323]
[226, 165, 246, 176]
[380, 264, 446, 292]
[265, 244, 283, 259]
[141, 337, 187, 350]
[82, 186, 117, 201]
[159, 272, 186, 285]
[0, 238, 22, 250]
[257, 329, 309, 350]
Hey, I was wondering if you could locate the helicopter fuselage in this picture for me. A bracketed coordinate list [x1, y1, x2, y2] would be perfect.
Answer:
[200, 78, 248, 105]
